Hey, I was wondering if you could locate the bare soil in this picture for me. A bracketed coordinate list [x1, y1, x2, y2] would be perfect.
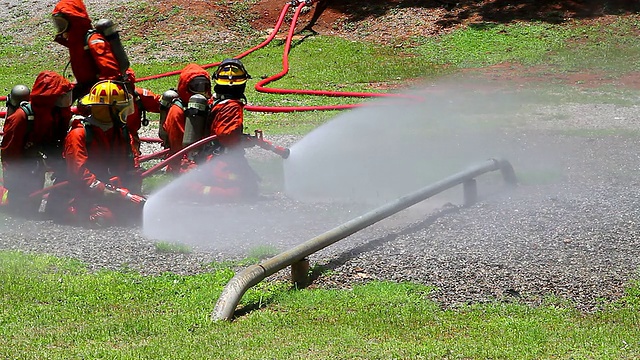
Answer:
[147, 0, 640, 89]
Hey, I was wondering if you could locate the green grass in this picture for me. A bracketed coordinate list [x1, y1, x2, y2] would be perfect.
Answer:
[413, 21, 574, 67]
[1, 252, 640, 359]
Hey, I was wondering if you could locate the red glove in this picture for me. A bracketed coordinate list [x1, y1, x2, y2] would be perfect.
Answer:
[89, 205, 114, 227]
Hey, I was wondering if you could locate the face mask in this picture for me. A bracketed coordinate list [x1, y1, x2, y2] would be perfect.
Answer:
[52, 15, 69, 35]
[55, 91, 73, 108]
[188, 76, 211, 96]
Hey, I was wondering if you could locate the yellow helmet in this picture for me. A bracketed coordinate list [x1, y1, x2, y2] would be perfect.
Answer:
[213, 58, 250, 86]
[81, 80, 134, 125]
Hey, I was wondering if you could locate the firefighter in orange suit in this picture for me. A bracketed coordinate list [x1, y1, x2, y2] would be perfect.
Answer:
[52, 0, 124, 100]
[186, 59, 260, 201]
[161, 63, 211, 174]
[62, 80, 144, 227]
[0, 71, 73, 216]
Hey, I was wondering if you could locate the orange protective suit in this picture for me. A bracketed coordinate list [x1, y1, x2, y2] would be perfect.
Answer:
[209, 98, 244, 148]
[186, 152, 260, 201]
[184, 95, 259, 201]
[52, 0, 122, 99]
[62, 117, 140, 225]
[162, 63, 210, 173]
[0, 71, 73, 215]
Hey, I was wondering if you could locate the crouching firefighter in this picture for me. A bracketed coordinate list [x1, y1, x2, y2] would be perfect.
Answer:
[60, 80, 145, 227]
[161, 63, 212, 174]
[183, 58, 261, 202]
[0, 71, 73, 217]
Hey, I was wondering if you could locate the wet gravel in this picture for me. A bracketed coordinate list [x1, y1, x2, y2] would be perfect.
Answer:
[2, 100, 640, 313]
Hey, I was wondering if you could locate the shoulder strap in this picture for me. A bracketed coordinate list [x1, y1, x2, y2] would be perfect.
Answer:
[75, 119, 94, 145]
[172, 98, 186, 110]
[84, 29, 98, 50]
[19, 101, 35, 133]
[67, 116, 93, 146]
[84, 123, 94, 145]
[133, 91, 149, 126]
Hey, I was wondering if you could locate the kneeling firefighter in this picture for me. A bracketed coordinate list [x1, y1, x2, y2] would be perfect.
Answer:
[184, 58, 261, 201]
[1, 72, 73, 217]
[61, 80, 145, 227]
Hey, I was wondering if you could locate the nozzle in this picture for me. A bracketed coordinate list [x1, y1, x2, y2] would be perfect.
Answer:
[275, 146, 290, 159]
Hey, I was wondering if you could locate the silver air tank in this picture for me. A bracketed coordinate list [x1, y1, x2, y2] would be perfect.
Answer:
[95, 19, 131, 74]
[182, 94, 208, 148]
[158, 89, 178, 148]
[5, 84, 30, 119]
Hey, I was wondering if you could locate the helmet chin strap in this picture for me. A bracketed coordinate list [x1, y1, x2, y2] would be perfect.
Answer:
[110, 107, 125, 129]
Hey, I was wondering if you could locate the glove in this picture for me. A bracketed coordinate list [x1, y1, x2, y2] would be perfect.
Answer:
[104, 185, 146, 204]
[103, 186, 119, 197]
[89, 205, 114, 227]
[114, 187, 147, 204]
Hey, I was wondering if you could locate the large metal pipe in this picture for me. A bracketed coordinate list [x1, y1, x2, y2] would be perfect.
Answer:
[212, 158, 517, 321]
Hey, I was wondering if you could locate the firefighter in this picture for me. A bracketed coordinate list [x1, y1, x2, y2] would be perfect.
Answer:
[62, 80, 144, 227]
[123, 68, 161, 167]
[51, 0, 125, 101]
[0, 71, 73, 217]
[161, 63, 211, 174]
[186, 59, 260, 201]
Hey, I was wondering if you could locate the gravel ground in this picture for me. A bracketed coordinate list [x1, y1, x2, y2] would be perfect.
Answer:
[3, 100, 640, 313]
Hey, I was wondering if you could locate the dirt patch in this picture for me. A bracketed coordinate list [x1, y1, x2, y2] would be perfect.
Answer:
[160, 0, 640, 41]
[149, 0, 640, 89]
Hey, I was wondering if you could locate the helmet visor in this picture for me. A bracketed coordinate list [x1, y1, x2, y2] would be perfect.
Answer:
[214, 62, 249, 86]
[52, 14, 69, 35]
[115, 94, 135, 124]
[188, 76, 211, 96]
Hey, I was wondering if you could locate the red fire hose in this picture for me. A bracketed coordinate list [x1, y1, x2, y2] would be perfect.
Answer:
[135, 0, 417, 113]
[139, 134, 219, 178]
[2, 0, 419, 119]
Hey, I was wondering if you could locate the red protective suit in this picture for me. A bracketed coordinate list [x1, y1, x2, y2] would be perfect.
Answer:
[209, 98, 244, 148]
[184, 94, 259, 201]
[62, 117, 140, 226]
[52, 0, 122, 99]
[162, 63, 210, 173]
[186, 152, 260, 201]
[0, 71, 72, 214]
